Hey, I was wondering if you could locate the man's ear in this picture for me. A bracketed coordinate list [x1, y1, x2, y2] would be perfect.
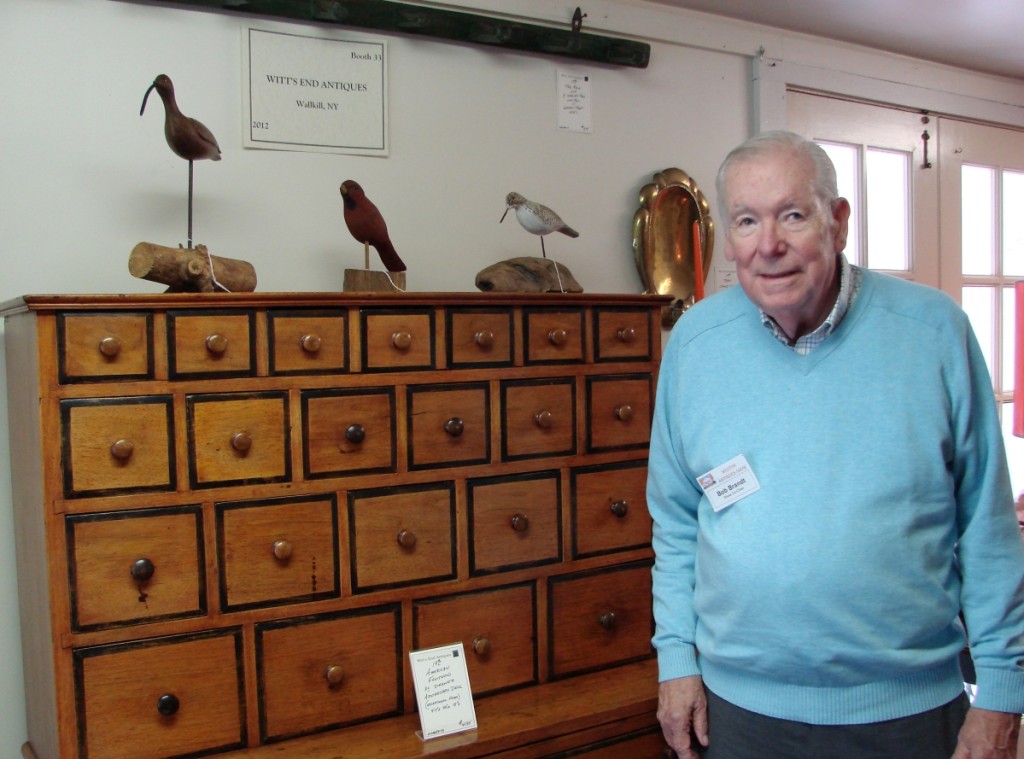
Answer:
[832, 198, 852, 253]
[723, 238, 737, 262]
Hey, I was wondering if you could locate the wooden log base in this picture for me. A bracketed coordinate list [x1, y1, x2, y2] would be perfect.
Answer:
[128, 242, 258, 293]
[343, 268, 407, 292]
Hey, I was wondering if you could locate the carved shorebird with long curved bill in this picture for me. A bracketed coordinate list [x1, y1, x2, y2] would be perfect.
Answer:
[140, 74, 221, 252]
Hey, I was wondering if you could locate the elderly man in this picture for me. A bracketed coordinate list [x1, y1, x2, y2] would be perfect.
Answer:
[647, 131, 1024, 759]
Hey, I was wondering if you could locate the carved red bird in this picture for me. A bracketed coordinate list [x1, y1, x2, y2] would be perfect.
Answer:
[340, 180, 406, 272]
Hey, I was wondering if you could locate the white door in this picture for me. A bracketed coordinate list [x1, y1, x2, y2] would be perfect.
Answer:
[787, 89, 939, 287]
[938, 118, 1024, 494]
[789, 89, 1024, 495]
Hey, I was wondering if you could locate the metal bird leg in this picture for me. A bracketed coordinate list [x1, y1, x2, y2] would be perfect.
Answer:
[188, 160, 194, 248]
[187, 160, 228, 291]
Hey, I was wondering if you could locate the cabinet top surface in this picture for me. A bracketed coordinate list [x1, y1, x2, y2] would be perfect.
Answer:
[1, 292, 672, 316]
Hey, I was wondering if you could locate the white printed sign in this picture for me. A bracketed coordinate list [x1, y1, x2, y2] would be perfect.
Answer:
[243, 27, 387, 155]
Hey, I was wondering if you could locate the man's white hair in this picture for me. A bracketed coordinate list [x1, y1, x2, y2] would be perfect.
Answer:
[715, 130, 840, 221]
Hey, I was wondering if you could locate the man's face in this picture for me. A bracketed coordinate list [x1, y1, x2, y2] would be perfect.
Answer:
[721, 149, 850, 340]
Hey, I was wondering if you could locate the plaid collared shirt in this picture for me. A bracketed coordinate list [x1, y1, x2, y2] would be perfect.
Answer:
[760, 254, 862, 355]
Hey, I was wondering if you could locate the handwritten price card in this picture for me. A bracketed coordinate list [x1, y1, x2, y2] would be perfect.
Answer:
[243, 27, 388, 155]
[409, 643, 478, 740]
[557, 70, 592, 133]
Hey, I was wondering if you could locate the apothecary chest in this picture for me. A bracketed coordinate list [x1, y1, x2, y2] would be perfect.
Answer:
[2, 292, 669, 758]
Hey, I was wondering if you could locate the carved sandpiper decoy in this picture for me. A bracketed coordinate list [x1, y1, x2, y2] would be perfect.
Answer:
[340, 180, 407, 272]
[500, 192, 579, 258]
[140, 74, 221, 252]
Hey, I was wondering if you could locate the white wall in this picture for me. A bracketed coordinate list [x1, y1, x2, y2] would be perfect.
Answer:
[1, 0, 1021, 753]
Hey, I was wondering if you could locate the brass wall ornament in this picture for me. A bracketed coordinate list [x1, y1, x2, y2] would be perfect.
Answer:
[632, 168, 714, 327]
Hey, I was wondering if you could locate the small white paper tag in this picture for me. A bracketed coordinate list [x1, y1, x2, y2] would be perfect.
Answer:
[409, 643, 478, 740]
[698, 454, 761, 512]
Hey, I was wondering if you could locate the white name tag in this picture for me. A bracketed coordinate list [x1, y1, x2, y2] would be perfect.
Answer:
[698, 454, 761, 512]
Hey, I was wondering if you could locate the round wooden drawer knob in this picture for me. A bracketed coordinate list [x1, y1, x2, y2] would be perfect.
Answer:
[534, 410, 553, 429]
[615, 404, 634, 422]
[110, 439, 134, 461]
[300, 334, 322, 353]
[324, 664, 345, 686]
[345, 423, 366, 445]
[472, 636, 491, 656]
[444, 417, 464, 437]
[547, 328, 568, 346]
[205, 333, 229, 354]
[272, 540, 293, 561]
[131, 557, 155, 582]
[231, 431, 253, 453]
[474, 330, 495, 348]
[610, 500, 629, 518]
[397, 529, 417, 549]
[510, 513, 530, 532]
[156, 693, 180, 716]
[617, 327, 636, 343]
[391, 331, 413, 350]
[599, 611, 617, 631]
[98, 336, 122, 357]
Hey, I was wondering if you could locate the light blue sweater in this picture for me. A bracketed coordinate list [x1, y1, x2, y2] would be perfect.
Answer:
[647, 268, 1024, 723]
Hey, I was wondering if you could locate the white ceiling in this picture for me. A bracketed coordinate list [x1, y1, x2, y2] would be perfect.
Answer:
[646, 0, 1024, 80]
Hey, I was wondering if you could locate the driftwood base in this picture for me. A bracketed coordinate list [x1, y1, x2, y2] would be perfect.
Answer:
[343, 269, 406, 292]
[475, 257, 582, 293]
[129, 242, 257, 293]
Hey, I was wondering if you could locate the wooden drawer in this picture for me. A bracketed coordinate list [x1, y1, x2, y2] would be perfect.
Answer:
[467, 471, 561, 575]
[302, 388, 396, 478]
[168, 310, 255, 378]
[446, 308, 514, 367]
[268, 310, 348, 375]
[523, 308, 585, 364]
[348, 483, 456, 593]
[255, 606, 402, 742]
[216, 495, 339, 611]
[571, 461, 652, 558]
[414, 583, 537, 697]
[67, 506, 205, 632]
[593, 308, 652, 362]
[58, 312, 153, 382]
[562, 726, 669, 758]
[187, 392, 290, 488]
[548, 562, 653, 678]
[586, 374, 652, 452]
[501, 378, 576, 460]
[73, 628, 246, 759]
[60, 397, 175, 498]
[407, 382, 490, 470]
[361, 309, 434, 371]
